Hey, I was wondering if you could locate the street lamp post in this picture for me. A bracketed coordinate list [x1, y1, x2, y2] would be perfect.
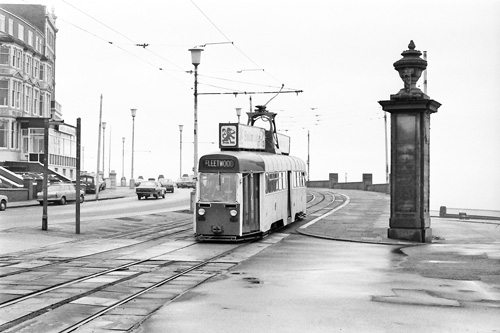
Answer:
[189, 47, 203, 214]
[129, 109, 137, 189]
[102, 122, 106, 178]
[189, 48, 203, 180]
[121, 137, 126, 186]
[178, 124, 184, 178]
[235, 107, 242, 123]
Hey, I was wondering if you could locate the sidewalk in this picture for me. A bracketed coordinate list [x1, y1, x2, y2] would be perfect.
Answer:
[7, 185, 137, 208]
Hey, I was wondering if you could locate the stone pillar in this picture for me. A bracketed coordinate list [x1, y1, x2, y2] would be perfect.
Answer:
[329, 173, 338, 188]
[109, 170, 117, 189]
[362, 173, 372, 190]
[379, 41, 441, 243]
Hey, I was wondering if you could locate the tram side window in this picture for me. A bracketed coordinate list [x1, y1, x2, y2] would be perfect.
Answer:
[292, 171, 306, 188]
[266, 171, 287, 194]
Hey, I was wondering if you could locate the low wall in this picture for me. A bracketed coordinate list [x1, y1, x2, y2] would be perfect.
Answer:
[366, 183, 390, 194]
[307, 180, 330, 188]
[0, 188, 29, 202]
[307, 173, 389, 194]
[333, 182, 365, 190]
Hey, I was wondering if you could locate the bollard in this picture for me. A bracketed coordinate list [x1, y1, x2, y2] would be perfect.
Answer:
[190, 190, 195, 213]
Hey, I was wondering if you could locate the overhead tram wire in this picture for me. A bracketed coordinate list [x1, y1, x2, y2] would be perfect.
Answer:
[60, 0, 187, 73]
[190, 0, 294, 88]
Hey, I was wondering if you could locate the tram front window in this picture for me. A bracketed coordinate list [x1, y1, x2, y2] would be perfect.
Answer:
[200, 173, 238, 202]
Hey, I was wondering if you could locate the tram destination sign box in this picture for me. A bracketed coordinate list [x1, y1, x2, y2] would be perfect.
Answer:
[219, 123, 266, 150]
[219, 123, 291, 154]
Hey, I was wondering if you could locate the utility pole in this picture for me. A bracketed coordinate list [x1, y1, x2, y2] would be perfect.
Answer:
[96, 94, 103, 200]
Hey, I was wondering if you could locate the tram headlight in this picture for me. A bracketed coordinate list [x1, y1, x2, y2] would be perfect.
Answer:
[198, 208, 206, 216]
[229, 209, 238, 217]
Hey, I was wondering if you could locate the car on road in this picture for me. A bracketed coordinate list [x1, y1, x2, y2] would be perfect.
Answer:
[135, 176, 144, 187]
[159, 178, 175, 193]
[176, 175, 196, 189]
[0, 194, 7, 211]
[80, 174, 105, 193]
[37, 183, 85, 205]
[136, 181, 166, 200]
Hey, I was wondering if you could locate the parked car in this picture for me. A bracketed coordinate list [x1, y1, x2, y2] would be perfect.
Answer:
[136, 181, 166, 200]
[37, 183, 85, 205]
[0, 194, 7, 211]
[176, 175, 196, 189]
[79, 174, 105, 193]
[159, 178, 175, 193]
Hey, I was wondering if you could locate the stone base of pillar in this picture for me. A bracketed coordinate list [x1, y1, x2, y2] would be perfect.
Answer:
[388, 227, 432, 243]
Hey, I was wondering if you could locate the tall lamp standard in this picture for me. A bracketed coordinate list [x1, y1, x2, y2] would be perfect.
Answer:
[102, 122, 106, 178]
[121, 137, 126, 186]
[235, 107, 242, 123]
[188, 47, 203, 180]
[129, 109, 137, 189]
[178, 124, 184, 178]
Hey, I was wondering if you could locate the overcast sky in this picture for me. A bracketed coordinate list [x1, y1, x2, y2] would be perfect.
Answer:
[12, 0, 500, 210]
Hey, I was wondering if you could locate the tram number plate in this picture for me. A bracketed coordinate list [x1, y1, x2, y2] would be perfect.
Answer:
[204, 159, 235, 168]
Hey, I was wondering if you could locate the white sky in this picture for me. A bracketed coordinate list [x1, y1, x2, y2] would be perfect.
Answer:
[12, 0, 500, 210]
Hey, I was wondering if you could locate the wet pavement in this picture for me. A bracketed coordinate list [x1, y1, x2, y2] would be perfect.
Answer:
[1, 188, 500, 332]
[135, 190, 500, 333]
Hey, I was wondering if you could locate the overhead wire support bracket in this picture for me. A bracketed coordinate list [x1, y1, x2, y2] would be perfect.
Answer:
[197, 90, 303, 96]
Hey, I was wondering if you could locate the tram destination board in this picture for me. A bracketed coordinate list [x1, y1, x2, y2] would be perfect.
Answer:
[203, 158, 235, 169]
[200, 155, 239, 172]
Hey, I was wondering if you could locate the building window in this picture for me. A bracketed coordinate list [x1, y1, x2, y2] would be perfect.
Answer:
[33, 58, 39, 78]
[25, 54, 32, 75]
[0, 45, 9, 65]
[11, 121, 19, 149]
[0, 15, 5, 33]
[0, 119, 8, 148]
[25, 85, 32, 113]
[33, 89, 39, 115]
[28, 30, 33, 46]
[18, 24, 24, 41]
[8, 19, 13, 35]
[11, 80, 22, 109]
[39, 63, 44, 81]
[39, 93, 44, 116]
[46, 65, 52, 85]
[29, 128, 44, 153]
[0, 80, 8, 106]
[12, 48, 22, 69]
[21, 129, 28, 153]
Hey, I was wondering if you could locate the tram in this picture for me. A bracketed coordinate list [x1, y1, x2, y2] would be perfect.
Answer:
[194, 106, 307, 241]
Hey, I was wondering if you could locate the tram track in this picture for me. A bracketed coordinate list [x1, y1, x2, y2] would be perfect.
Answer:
[0, 234, 253, 332]
[0, 190, 348, 332]
[0, 218, 290, 332]
[0, 218, 193, 279]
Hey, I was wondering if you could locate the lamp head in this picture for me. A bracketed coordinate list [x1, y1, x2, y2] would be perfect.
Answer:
[131, 108, 137, 118]
[179, 124, 184, 131]
[189, 48, 203, 66]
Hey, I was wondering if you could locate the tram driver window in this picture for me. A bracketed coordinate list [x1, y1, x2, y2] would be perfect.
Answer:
[200, 173, 237, 202]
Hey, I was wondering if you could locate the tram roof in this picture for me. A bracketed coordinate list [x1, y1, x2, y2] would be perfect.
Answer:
[199, 151, 306, 173]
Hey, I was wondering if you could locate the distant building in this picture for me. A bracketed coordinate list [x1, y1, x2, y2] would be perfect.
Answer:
[0, 4, 76, 184]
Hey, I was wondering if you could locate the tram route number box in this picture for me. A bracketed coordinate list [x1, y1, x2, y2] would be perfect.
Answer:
[219, 123, 290, 154]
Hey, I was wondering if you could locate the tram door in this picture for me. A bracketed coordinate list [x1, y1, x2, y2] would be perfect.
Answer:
[287, 171, 292, 219]
[242, 173, 260, 233]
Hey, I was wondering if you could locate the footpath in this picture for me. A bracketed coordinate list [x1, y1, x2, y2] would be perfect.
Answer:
[2, 188, 500, 332]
